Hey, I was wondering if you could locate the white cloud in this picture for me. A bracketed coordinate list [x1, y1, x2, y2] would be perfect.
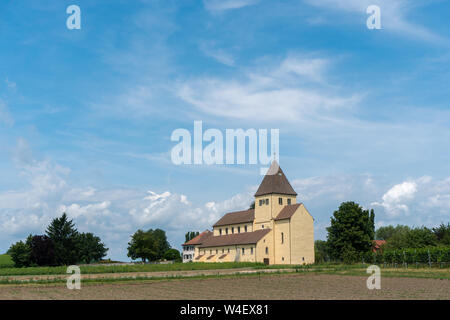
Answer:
[372, 181, 417, 216]
[177, 55, 360, 124]
[204, 0, 259, 12]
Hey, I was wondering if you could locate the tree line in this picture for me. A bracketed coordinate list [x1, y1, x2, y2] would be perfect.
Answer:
[8, 213, 108, 267]
[8, 214, 185, 268]
[315, 201, 450, 264]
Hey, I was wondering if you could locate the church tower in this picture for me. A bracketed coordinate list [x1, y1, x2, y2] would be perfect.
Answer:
[253, 161, 297, 230]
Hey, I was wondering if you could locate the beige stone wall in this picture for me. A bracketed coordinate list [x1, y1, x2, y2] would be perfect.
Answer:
[289, 204, 315, 265]
[254, 194, 296, 229]
[273, 219, 291, 264]
[255, 231, 274, 264]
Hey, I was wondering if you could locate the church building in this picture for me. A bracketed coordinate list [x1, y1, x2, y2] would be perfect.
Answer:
[182, 161, 314, 265]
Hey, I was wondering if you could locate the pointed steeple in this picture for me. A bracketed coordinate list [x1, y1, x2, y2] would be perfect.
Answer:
[255, 161, 297, 197]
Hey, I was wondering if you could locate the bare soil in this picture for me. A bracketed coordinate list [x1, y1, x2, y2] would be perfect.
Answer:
[0, 274, 448, 300]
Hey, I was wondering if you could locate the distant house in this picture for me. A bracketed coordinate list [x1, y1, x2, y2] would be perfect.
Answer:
[372, 240, 386, 253]
[181, 230, 213, 263]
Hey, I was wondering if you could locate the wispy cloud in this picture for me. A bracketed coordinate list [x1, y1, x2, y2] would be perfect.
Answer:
[304, 0, 449, 44]
[203, 0, 260, 12]
[0, 99, 14, 126]
[200, 42, 235, 66]
[177, 54, 360, 124]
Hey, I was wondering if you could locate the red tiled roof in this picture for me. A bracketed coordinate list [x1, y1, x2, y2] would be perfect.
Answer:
[373, 240, 386, 249]
[213, 209, 254, 227]
[183, 230, 213, 246]
[274, 203, 301, 221]
[198, 229, 271, 248]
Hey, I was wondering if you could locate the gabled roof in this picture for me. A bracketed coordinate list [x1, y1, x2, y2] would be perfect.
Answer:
[182, 230, 213, 246]
[372, 240, 386, 252]
[255, 161, 297, 197]
[213, 209, 254, 227]
[274, 203, 301, 221]
[198, 229, 271, 248]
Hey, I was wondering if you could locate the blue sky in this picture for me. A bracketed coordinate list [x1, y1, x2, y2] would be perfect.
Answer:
[0, 0, 449, 261]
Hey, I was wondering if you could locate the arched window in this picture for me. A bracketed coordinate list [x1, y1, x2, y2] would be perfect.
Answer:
[265, 247, 268, 255]
[281, 232, 284, 244]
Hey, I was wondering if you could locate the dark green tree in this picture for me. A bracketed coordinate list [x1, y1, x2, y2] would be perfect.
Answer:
[164, 248, 181, 262]
[376, 225, 410, 240]
[8, 240, 32, 268]
[249, 201, 255, 209]
[384, 226, 437, 249]
[185, 231, 199, 243]
[76, 233, 108, 264]
[326, 202, 375, 261]
[314, 240, 329, 263]
[433, 223, 450, 245]
[46, 213, 79, 265]
[128, 228, 170, 262]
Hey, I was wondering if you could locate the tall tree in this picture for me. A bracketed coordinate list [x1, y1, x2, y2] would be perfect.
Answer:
[76, 233, 108, 264]
[185, 231, 199, 242]
[46, 213, 79, 265]
[326, 202, 375, 261]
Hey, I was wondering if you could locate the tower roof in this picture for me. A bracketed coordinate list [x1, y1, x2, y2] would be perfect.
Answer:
[254, 161, 297, 197]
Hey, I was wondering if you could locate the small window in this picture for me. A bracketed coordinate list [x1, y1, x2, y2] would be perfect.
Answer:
[287, 198, 291, 205]
[228, 248, 230, 253]
[242, 248, 245, 255]
[219, 229, 222, 235]
[265, 247, 268, 254]
[251, 247, 254, 255]
[279, 197, 282, 205]
[226, 228, 228, 235]
[238, 226, 241, 233]
[259, 199, 263, 206]
[232, 227, 234, 234]
[210, 250, 212, 254]
[302, 257, 305, 261]
[265, 198, 269, 205]
[216, 249, 218, 254]
[281, 232, 284, 244]
[244, 225, 248, 232]
[262, 225, 264, 229]
[222, 248, 224, 253]
[282, 257, 284, 261]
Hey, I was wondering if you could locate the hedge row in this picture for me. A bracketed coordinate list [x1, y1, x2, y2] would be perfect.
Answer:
[360, 246, 450, 264]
